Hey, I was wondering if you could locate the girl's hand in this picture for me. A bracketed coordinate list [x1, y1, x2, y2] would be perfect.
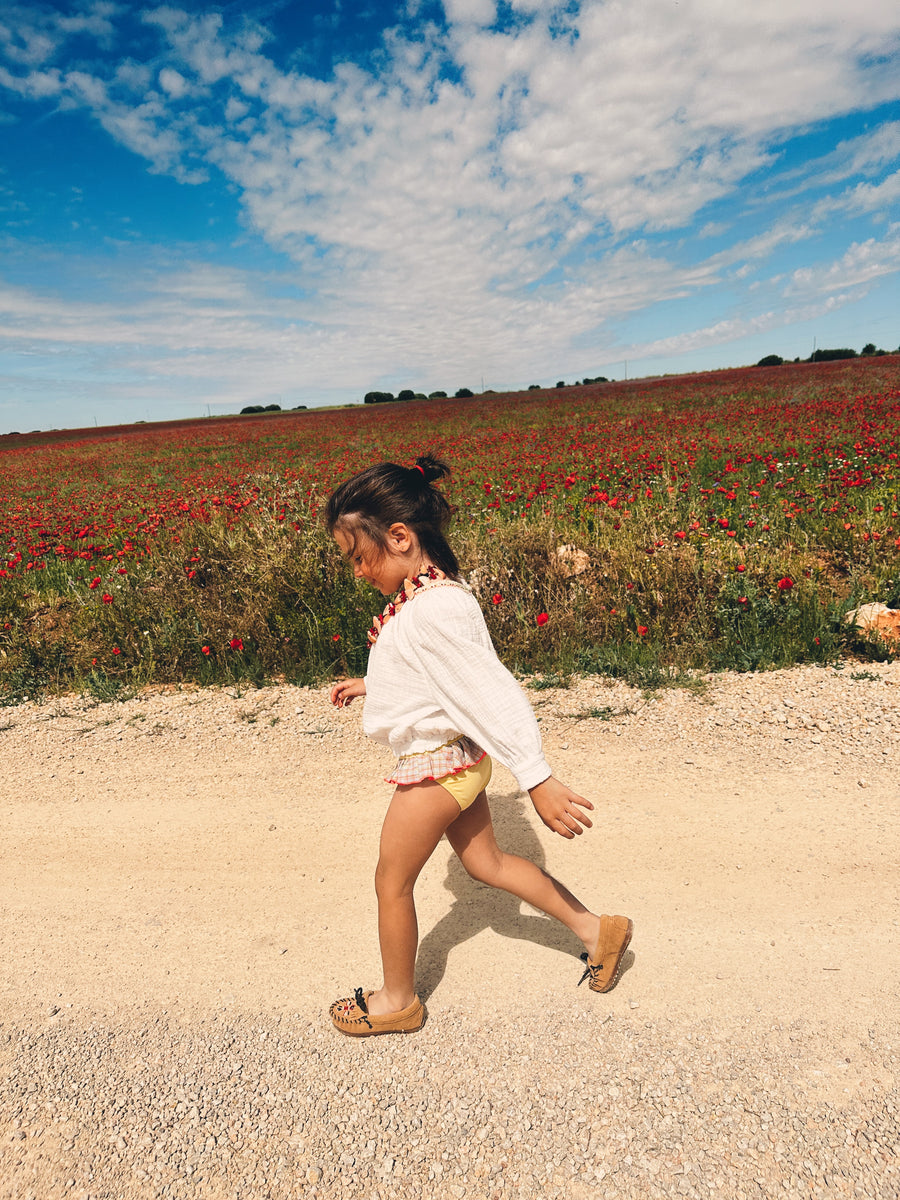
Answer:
[528, 776, 594, 839]
[330, 678, 366, 708]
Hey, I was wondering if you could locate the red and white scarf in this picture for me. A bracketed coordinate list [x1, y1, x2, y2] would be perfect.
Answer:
[366, 565, 446, 646]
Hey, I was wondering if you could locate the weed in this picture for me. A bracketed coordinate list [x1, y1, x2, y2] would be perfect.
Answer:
[526, 672, 572, 691]
[571, 704, 633, 722]
[81, 669, 135, 704]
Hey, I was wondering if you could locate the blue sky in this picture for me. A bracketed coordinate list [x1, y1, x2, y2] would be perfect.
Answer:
[1, 0, 899, 433]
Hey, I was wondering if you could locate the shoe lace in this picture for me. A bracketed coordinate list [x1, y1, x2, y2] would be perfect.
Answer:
[353, 987, 372, 1027]
[577, 951, 602, 987]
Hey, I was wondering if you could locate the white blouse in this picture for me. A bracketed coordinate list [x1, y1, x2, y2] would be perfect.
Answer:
[362, 581, 552, 792]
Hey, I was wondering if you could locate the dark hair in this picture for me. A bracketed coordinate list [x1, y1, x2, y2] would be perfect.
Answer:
[325, 455, 459, 577]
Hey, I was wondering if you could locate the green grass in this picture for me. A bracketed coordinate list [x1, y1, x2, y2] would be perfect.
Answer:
[2, 358, 898, 700]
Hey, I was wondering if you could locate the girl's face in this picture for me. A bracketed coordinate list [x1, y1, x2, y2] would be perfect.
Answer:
[334, 523, 420, 595]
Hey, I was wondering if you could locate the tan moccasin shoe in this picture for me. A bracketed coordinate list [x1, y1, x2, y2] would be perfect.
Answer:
[578, 914, 633, 992]
[330, 988, 425, 1037]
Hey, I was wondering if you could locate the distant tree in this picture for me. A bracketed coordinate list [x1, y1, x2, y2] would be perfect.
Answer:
[528, 384, 541, 390]
[263, 403, 282, 411]
[241, 405, 265, 414]
[428, 390, 448, 399]
[555, 380, 566, 389]
[582, 375, 609, 384]
[397, 389, 416, 401]
[861, 343, 877, 356]
[455, 387, 474, 398]
[756, 354, 784, 367]
[292, 405, 308, 411]
[809, 348, 857, 362]
[364, 391, 396, 404]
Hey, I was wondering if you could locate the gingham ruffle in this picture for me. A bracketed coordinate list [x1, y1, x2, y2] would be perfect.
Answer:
[386, 736, 486, 786]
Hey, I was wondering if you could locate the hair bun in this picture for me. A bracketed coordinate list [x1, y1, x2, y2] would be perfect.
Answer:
[413, 455, 450, 485]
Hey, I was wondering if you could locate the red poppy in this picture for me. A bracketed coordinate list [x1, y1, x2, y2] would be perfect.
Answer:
[229, 637, 244, 650]
[736, 564, 745, 572]
[776, 577, 794, 590]
[536, 612, 549, 626]
[112, 646, 121, 655]
[202, 645, 211, 655]
[102, 592, 113, 604]
[491, 593, 503, 604]
[637, 625, 648, 636]
[332, 634, 341, 641]
[88, 576, 101, 589]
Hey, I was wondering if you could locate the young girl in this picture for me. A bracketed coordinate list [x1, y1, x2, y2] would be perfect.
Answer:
[326, 455, 632, 1036]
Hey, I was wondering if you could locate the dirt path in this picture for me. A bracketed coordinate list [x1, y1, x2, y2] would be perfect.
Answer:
[2, 665, 897, 1034]
[1, 665, 898, 1198]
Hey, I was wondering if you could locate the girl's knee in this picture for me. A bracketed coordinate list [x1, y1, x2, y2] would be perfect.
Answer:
[375, 857, 415, 901]
[461, 847, 505, 887]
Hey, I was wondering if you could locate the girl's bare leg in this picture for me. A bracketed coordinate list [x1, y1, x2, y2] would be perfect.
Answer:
[446, 792, 602, 954]
[367, 780, 462, 1017]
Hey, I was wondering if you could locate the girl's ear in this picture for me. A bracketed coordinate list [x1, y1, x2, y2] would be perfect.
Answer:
[386, 522, 414, 552]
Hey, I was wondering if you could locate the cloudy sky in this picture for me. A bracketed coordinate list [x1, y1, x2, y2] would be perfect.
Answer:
[1, 0, 899, 432]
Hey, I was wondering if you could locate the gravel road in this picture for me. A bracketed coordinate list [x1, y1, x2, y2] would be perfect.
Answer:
[2, 661, 898, 1199]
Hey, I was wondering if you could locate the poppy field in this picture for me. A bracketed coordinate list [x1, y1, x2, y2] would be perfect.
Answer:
[1, 355, 898, 701]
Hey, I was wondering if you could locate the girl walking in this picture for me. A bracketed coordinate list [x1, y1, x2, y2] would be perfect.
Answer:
[326, 455, 632, 1036]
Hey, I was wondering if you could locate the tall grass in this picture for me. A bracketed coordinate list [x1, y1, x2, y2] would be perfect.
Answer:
[1, 359, 898, 700]
[0, 487, 887, 703]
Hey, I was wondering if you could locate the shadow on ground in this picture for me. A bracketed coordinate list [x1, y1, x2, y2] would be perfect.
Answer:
[415, 791, 634, 1002]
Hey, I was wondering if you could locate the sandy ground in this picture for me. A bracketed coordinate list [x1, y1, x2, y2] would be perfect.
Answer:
[1, 665, 897, 1074]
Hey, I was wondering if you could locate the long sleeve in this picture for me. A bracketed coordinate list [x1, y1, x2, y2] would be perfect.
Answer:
[364, 583, 551, 792]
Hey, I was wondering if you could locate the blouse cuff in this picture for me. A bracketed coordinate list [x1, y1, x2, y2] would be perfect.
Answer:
[514, 758, 553, 793]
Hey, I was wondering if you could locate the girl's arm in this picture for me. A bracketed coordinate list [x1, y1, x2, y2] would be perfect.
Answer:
[330, 678, 366, 708]
[408, 589, 580, 806]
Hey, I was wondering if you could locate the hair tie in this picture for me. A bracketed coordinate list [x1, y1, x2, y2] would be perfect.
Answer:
[413, 464, 425, 475]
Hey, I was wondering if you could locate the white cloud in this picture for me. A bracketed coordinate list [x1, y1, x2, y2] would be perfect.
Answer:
[785, 227, 900, 296]
[813, 170, 900, 223]
[0, 64, 62, 98]
[626, 297, 857, 363]
[2, 0, 900, 418]
[443, 0, 497, 27]
[158, 67, 189, 98]
[0, 15, 58, 67]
